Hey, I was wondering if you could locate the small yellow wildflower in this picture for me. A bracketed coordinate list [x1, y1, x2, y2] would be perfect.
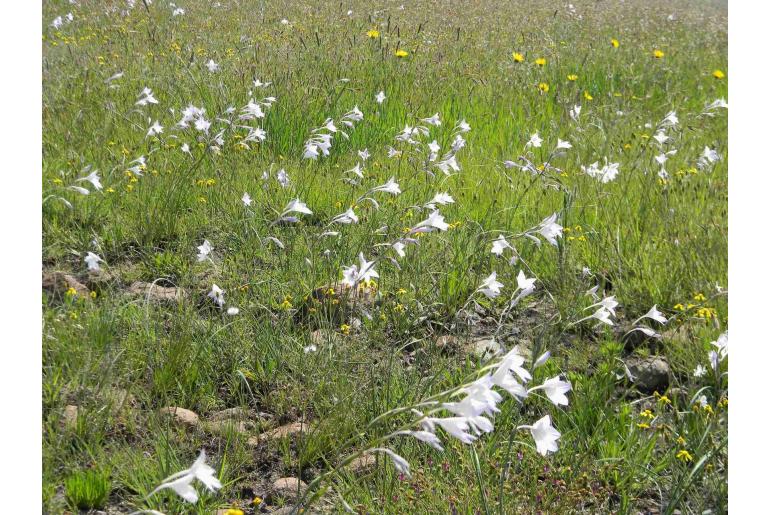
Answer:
[653, 49, 665, 59]
[636, 422, 650, 429]
[106, 187, 115, 193]
[567, 74, 578, 81]
[197, 197, 207, 204]
[512, 52, 524, 63]
[535, 57, 546, 66]
[538, 82, 549, 93]
[396, 288, 407, 295]
[640, 409, 654, 419]
[65, 287, 78, 298]
[224, 509, 244, 515]
[90, 291, 97, 299]
[253, 496, 263, 505]
[611, 38, 619, 48]
[394, 303, 405, 313]
[676, 436, 686, 446]
[279, 298, 293, 310]
[366, 29, 380, 38]
[673, 303, 685, 311]
[676, 449, 693, 462]
[52, 178, 63, 185]
[583, 91, 593, 100]
[712, 69, 725, 79]
[340, 324, 351, 335]
[658, 395, 671, 405]
[703, 404, 714, 415]
[395, 49, 409, 58]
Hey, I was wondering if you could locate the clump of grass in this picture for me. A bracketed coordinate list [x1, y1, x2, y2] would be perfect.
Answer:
[65, 468, 111, 510]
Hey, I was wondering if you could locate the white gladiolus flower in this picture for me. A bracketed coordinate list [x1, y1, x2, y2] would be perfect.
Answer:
[693, 364, 707, 378]
[526, 133, 543, 148]
[331, 207, 359, 224]
[533, 351, 551, 369]
[226, 307, 239, 315]
[375, 91, 386, 104]
[397, 430, 444, 451]
[84, 252, 103, 271]
[525, 415, 561, 456]
[491, 235, 513, 256]
[304, 344, 317, 353]
[421, 113, 441, 126]
[76, 168, 103, 190]
[569, 104, 582, 121]
[556, 139, 572, 150]
[537, 213, 563, 246]
[196, 240, 212, 262]
[371, 177, 401, 195]
[135, 87, 158, 106]
[284, 199, 312, 215]
[205, 59, 219, 72]
[428, 417, 478, 444]
[582, 161, 620, 183]
[634, 305, 667, 325]
[711, 331, 728, 359]
[424, 192, 454, 210]
[146, 120, 163, 138]
[341, 253, 379, 287]
[478, 272, 504, 299]
[529, 376, 572, 406]
[148, 450, 222, 503]
[372, 448, 411, 477]
[410, 210, 449, 233]
[208, 284, 225, 307]
[242, 193, 252, 207]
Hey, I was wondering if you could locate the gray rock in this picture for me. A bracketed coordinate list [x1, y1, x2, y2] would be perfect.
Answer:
[128, 281, 185, 303]
[158, 406, 199, 427]
[270, 477, 307, 502]
[628, 356, 670, 393]
[470, 338, 503, 359]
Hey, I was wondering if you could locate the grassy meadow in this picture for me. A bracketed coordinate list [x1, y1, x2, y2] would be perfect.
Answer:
[42, 0, 728, 513]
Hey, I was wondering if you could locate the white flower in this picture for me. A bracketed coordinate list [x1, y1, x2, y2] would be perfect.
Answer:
[304, 344, 317, 353]
[283, 198, 312, 215]
[446, 376, 502, 418]
[529, 376, 572, 406]
[181, 143, 191, 155]
[331, 207, 359, 224]
[533, 351, 550, 369]
[457, 119, 471, 133]
[341, 253, 379, 287]
[372, 448, 411, 477]
[428, 417, 477, 444]
[479, 272, 504, 299]
[711, 331, 728, 359]
[148, 450, 222, 503]
[358, 148, 370, 161]
[588, 306, 614, 326]
[693, 364, 707, 378]
[76, 168, 102, 190]
[242, 193, 252, 207]
[196, 240, 212, 262]
[205, 59, 219, 72]
[375, 91, 386, 104]
[146, 120, 163, 138]
[516, 270, 536, 294]
[698, 146, 720, 169]
[660, 111, 679, 128]
[556, 139, 572, 150]
[276, 169, 290, 187]
[590, 295, 619, 316]
[226, 307, 239, 315]
[526, 133, 543, 148]
[208, 284, 225, 307]
[527, 415, 561, 456]
[135, 87, 159, 106]
[537, 213, 563, 246]
[491, 235, 513, 256]
[410, 210, 449, 233]
[569, 104, 582, 122]
[51, 16, 64, 29]
[497, 346, 532, 383]
[652, 131, 669, 145]
[635, 305, 667, 325]
[421, 113, 441, 126]
[582, 161, 620, 183]
[84, 252, 103, 271]
[371, 177, 401, 195]
[397, 430, 444, 451]
[424, 192, 454, 210]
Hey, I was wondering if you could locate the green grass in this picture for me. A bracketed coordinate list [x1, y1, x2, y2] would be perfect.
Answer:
[42, 0, 727, 513]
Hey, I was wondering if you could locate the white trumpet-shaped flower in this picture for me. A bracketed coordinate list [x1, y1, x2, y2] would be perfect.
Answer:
[529, 376, 572, 406]
[148, 450, 222, 503]
[84, 252, 103, 271]
[478, 272, 504, 299]
[196, 240, 212, 262]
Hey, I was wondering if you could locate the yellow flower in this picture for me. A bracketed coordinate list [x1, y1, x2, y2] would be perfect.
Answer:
[396, 288, 407, 295]
[394, 303, 405, 313]
[636, 422, 650, 429]
[538, 82, 549, 93]
[52, 178, 63, 185]
[658, 395, 671, 405]
[366, 29, 380, 38]
[224, 510, 244, 515]
[673, 303, 685, 311]
[90, 291, 97, 299]
[535, 57, 546, 66]
[65, 287, 78, 298]
[340, 324, 351, 335]
[653, 49, 665, 59]
[712, 69, 725, 79]
[567, 74, 578, 81]
[279, 298, 293, 310]
[512, 52, 524, 63]
[676, 436, 686, 446]
[676, 449, 693, 462]
[395, 49, 409, 58]
[693, 293, 706, 301]
[253, 496, 263, 505]
[583, 91, 593, 100]
[640, 409, 654, 419]
[611, 38, 620, 48]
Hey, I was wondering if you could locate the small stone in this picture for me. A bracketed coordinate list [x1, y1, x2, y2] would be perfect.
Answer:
[347, 454, 376, 474]
[203, 419, 249, 436]
[627, 356, 671, 393]
[62, 405, 79, 429]
[470, 338, 503, 359]
[270, 477, 307, 502]
[42, 272, 90, 298]
[248, 422, 306, 446]
[435, 335, 459, 350]
[209, 407, 255, 421]
[128, 281, 185, 303]
[158, 406, 199, 427]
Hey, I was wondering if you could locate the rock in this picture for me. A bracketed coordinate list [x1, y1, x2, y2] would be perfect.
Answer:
[158, 406, 199, 427]
[347, 453, 376, 474]
[42, 271, 90, 298]
[435, 335, 460, 353]
[62, 405, 79, 429]
[128, 281, 185, 303]
[309, 329, 340, 347]
[270, 477, 307, 502]
[202, 419, 249, 436]
[209, 407, 256, 421]
[469, 338, 503, 359]
[248, 422, 306, 446]
[627, 357, 671, 393]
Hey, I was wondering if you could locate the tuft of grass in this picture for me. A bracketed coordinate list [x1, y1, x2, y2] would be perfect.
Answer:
[65, 468, 111, 510]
